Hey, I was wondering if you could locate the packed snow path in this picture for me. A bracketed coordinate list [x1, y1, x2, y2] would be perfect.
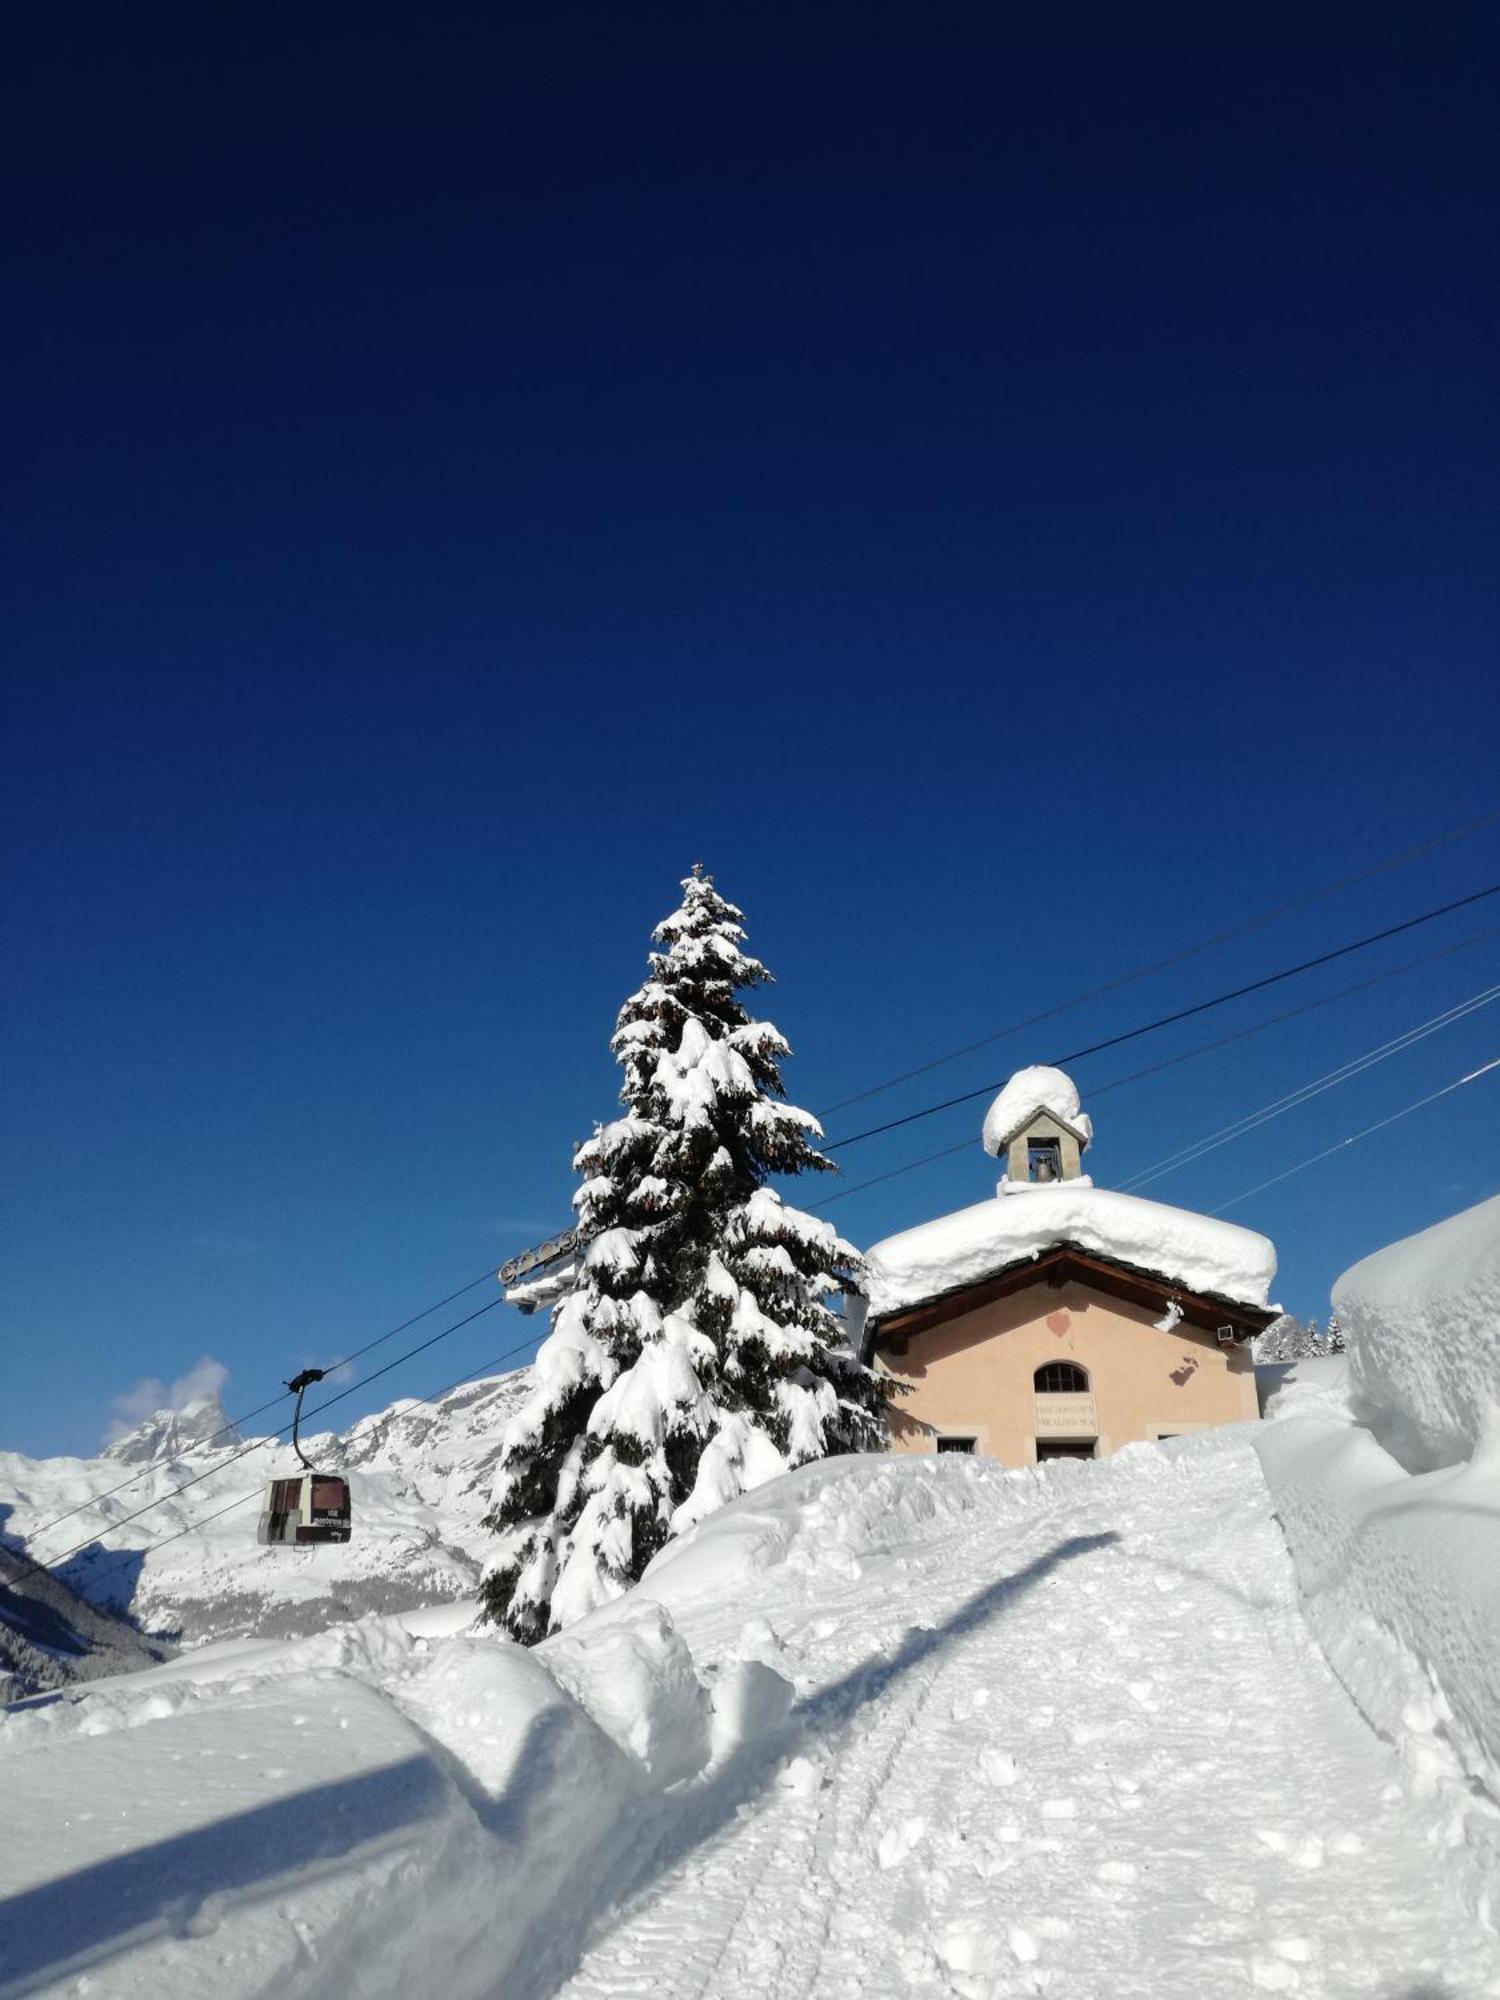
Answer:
[552, 1439, 1498, 2000]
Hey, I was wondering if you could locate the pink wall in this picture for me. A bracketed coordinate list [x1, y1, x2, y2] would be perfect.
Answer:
[880, 1276, 1259, 1464]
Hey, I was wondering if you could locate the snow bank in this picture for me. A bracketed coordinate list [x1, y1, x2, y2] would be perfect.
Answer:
[864, 1183, 1277, 1319]
[980, 1064, 1094, 1156]
[1256, 1196, 1500, 1932]
[0, 1601, 690, 2000]
[1335, 1191, 1500, 1471]
[1255, 1414, 1500, 1929]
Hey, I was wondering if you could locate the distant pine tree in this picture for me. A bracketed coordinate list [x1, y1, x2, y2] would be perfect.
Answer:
[1254, 1314, 1324, 1362]
[1323, 1312, 1347, 1354]
[482, 869, 887, 1643]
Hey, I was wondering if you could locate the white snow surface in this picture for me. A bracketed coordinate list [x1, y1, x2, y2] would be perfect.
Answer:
[5, 1433, 1497, 1998]
[864, 1182, 1277, 1319]
[981, 1063, 1094, 1156]
[1334, 1190, 1500, 1470]
[1250, 1196, 1500, 1931]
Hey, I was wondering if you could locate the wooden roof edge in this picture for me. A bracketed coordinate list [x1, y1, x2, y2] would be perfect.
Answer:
[867, 1242, 1277, 1348]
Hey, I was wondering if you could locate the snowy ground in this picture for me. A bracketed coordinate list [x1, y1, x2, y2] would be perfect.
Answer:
[3, 1432, 1495, 1999]
[556, 1436, 1498, 2000]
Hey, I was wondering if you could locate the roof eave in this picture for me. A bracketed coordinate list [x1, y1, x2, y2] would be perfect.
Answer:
[864, 1241, 1276, 1358]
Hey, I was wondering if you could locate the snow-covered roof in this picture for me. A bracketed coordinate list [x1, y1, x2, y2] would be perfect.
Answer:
[981, 1065, 1093, 1157]
[864, 1182, 1277, 1320]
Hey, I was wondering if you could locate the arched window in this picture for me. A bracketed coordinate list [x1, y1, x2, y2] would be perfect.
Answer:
[1034, 1361, 1089, 1393]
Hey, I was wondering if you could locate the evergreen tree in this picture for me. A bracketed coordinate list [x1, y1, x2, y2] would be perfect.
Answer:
[482, 869, 887, 1643]
[1323, 1312, 1347, 1354]
[1254, 1313, 1323, 1362]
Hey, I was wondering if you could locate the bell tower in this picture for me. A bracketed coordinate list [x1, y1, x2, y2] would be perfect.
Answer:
[981, 1065, 1093, 1189]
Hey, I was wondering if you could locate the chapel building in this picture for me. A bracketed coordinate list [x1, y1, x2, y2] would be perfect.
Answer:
[857, 1067, 1278, 1464]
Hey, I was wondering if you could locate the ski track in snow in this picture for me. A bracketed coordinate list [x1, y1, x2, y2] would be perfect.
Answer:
[548, 1442, 1499, 2000]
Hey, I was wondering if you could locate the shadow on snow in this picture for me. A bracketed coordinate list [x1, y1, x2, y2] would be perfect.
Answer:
[0, 1755, 445, 1997]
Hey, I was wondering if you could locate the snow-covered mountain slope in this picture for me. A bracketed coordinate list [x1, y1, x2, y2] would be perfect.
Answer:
[0, 1540, 171, 1701]
[3, 1433, 1495, 2000]
[0, 1369, 531, 1650]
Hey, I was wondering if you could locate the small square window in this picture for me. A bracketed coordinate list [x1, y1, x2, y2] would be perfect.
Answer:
[936, 1436, 977, 1454]
[1027, 1138, 1062, 1182]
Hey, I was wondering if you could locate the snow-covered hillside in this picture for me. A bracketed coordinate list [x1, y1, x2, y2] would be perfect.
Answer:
[0, 1369, 531, 1654]
[3, 1436, 1496, 1999]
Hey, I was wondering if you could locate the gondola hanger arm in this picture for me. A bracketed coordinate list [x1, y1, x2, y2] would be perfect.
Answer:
[285, 1367, 329, 1472]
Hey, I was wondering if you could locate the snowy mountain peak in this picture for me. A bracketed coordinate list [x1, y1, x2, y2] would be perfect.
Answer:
[102, 1396, 243, 1466]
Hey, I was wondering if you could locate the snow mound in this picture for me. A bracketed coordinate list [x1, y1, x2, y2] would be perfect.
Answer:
[864, 1183, 1276, 1319]
[1255, 1414, 1500, 1926]
[543, 1599, 712, 1786]
[1335, 1191, 1500, 1471]
[1256, 1193, 1500, 1932]
[981, 1064, 1093, 1156]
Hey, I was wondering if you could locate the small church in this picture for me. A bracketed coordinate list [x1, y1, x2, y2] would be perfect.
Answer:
[855, 1066, 1278, 1464]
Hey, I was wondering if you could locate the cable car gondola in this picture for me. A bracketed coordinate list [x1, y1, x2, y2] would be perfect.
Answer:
[256, 1367, 352, 1548]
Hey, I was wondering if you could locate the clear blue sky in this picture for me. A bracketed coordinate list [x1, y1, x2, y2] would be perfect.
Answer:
[5, 6, 1498, 1457]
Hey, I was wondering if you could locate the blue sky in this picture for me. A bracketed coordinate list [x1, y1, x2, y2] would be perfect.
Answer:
[5, 6, 1498, 1457]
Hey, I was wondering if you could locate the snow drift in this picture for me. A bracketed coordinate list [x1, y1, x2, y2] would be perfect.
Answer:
[1335, 1190, 1500, 1471]
[1256, 1192, 1500, 1933]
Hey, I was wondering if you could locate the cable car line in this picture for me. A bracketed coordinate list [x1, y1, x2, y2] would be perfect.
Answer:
[807, 925, 1500, 1213]
[6, 1297, 506, 1590]
[21, 1265, 505, 1549]
[3, 1338, 543, 1588]
[814, 809, 1500, 1117]
[33, 878, 1486, 1564]
[16, 872, 1498, 1578]
[819, 881, 1500, 1153]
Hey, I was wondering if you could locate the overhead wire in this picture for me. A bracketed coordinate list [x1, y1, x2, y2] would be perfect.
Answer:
[18, 858, 1500, 1578]
[1117, 981, 1500, 1194]
[2, 1338, 545, 1587]
[808, 925, 1500, 1212]
[7, 1296, 507, 1587]
[21, 1265, 504, 1548]
[1210, 1058, 1500, 1214]
[821, 882, 1500, 1153]
[815, 809, 1500, 1116]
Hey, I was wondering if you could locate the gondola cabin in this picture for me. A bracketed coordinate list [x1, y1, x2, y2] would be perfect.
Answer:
[256, 1473, 352, 1547]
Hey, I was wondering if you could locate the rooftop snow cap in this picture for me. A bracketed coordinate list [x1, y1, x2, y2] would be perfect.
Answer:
[862, 1185, 1278, 1320]
[982, 1065, 1094, 1158]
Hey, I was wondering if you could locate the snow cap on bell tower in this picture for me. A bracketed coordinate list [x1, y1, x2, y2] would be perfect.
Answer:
[982, 1065, 1094, 1189]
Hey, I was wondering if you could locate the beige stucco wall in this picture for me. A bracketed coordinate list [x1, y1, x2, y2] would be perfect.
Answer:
[880, 1277, 1259, 1464]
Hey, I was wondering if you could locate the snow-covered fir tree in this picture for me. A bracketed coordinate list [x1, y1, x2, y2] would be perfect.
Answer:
[1253, 1313, 1323, 1362]
[481, 869, 887, 1644]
